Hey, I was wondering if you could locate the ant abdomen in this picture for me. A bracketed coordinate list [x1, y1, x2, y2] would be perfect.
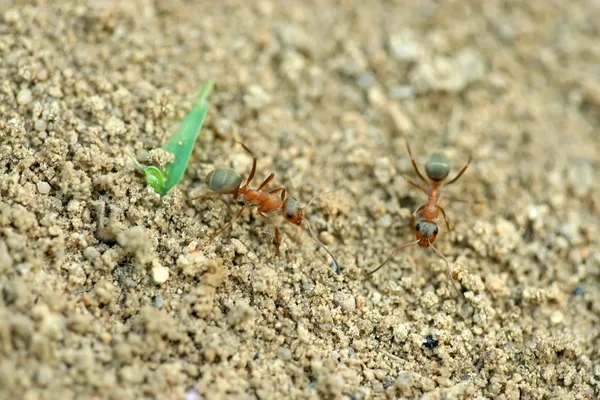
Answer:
[206, 168, 242, 194]
[425, 153, 451, 182]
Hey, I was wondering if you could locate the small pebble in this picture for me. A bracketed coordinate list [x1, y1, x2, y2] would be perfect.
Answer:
[37, 181, 51, 194]
[358, 72, 376, 87]
[36, 68, 49, 81]
[383, 379, 395, 389]
[152, 266, 170, 284]
[185, 390, 200, 400]
[35, 365, 55, 386]
[35, 119, 47, 132]
[389, 85, 416, 99]
[154, 297, 164, 309]
[388, 32, 423, 61]
[17, 88, 33, 105]
[550, 311, 564, 325]
[572, 285, 583, 296]
[83, 246, 101, 261]
[395, 372, 415, 390]
[379, 215, 393, 227]
[244, 85, 271, 109]
[334, 293, 356, 312]
[278, 347, 292, 360]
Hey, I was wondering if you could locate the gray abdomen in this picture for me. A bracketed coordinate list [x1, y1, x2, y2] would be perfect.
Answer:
[206, 168, 242, 194]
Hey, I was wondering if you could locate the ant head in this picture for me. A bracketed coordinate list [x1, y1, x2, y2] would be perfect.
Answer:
[283, 197, 303, 226]
[206, 168, 242, 194]
[425, 153, 451, 182]
[415, 220, 439, 247]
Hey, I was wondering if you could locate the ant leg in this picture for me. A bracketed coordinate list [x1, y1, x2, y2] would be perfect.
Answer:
[438, 206, 452, 231]
[402, 176, 428, 195]
[366, 239, 420, 275]
[258, 211, 280, 249]
[203, 204, 248, 245]
[268, 187, 284, 196]
[189, 192, 221, 202]
[239, 142, 257, 187]
[429, 242, 463, 299]
[257, 173, 275, 191]
[442, 195, 486, 207]
[444, 154, 472, 186]
[410, 204, 426, 228]
[280, 188, 286, 201]
[405, 140, 429, 184]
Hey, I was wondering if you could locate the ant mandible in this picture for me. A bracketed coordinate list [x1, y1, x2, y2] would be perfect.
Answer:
[367, 140, 472, 297]
[191, 141, 339, 268]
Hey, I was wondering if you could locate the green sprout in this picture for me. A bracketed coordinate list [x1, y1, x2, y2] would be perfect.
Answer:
[129, 80, 214, 196]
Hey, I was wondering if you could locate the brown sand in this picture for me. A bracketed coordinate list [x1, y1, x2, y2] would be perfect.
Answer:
[1, 1, 599, 399]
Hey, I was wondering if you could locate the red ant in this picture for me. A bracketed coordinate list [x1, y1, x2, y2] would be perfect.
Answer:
[191, 142, 339, 269]
[367, 140, 473, 297]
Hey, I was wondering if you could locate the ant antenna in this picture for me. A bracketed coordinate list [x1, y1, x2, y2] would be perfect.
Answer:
[303, 193, 319, 210]
[301, 189, 344, 210]
[303, 219, 340, 272]
[428, 241, 463, 298]
[365, 240, 420, 275]
[125, 148, 146, 172]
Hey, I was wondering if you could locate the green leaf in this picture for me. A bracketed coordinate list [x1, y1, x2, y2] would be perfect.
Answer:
[126, 149, 167, 195]
[160, 80, 214, 195]
[144, 166, 166, 194]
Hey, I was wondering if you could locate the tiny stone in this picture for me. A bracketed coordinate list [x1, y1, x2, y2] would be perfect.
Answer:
[388, 32, 423, 61]
[35, 365, 55, 386]
[152, 266, 170, 284]
[37, 181, 51, 194]
[550, 311, 564, 325]
[17, 88, 33, 105]
[278, 347, 292, 360]
[379, 215, 393, 227]
[243, 85, 271, 109]
[527, 205, 539, 220]
[100, 332, 112, 343]
[83, 246, 101, 261]
[154, 297, 164, 309]
[358, 72, 376, 88]
[35, 119, 47, 132]
[395, 372, 415, 390]
[372, 291, 382, 305]
[36, 68, 49, 81]
[185, 390, 201, 400]
[389, 85, 416, 99]
[383, 379, 395, 389]
[214, 118, 233, 135]
[334, 292, 356, 312]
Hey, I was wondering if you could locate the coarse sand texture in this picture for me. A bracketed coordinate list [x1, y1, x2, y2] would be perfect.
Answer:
[1, 1, 599, 399]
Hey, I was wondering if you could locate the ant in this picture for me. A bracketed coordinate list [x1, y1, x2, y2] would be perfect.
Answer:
[191, 141, 339, 269]
[367, 140, 473, 298]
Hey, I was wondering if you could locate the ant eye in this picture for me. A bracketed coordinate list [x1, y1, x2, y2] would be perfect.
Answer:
[434, 227, 439, 235]
[287, 212, 293, 218]
[415, 223, 420, 231]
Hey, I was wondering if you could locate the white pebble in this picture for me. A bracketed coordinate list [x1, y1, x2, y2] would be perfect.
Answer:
[334, 293, 356, 312]
[17, 89, 33, 105]
[35, 119, 47, 132]
[278, 347, 292, 360]
[37, 181, 51, 194]
[152, 266, 170, 284]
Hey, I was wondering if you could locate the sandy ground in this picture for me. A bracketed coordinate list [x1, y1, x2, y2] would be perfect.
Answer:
[1, 0, 599, 399]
